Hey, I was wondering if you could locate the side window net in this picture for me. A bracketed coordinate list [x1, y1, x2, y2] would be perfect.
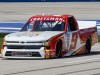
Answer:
[68, 17, 76, 31]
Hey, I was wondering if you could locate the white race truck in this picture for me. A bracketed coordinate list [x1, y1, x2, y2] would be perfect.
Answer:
[1, 14, 98, 59]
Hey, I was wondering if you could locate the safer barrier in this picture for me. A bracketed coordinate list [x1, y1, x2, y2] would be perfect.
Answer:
[0, 22, 25, 33]
[0, 20, 100, 35]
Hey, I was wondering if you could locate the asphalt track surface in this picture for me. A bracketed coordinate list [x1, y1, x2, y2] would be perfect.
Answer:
[0, 2, 100, 75]
[0, 43, 100, 75]
[0, 2, 100, 21]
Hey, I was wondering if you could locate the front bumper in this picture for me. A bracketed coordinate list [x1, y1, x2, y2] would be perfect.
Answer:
[2, 47, 45, 59]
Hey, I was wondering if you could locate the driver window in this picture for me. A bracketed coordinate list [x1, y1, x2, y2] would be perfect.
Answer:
[68, 17, 76, 31]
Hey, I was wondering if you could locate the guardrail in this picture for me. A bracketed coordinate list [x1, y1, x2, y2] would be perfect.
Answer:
[0, 20, 100, 35]
[0, 22, 25, 33]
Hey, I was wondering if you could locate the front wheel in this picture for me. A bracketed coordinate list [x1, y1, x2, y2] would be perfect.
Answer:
[56, 41, 62, 58]
[85, 37, 92, 54]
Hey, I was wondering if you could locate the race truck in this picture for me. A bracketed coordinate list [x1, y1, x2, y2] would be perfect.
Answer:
[1, 14, 98, 59]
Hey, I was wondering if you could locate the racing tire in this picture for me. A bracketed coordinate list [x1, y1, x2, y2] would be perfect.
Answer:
[56, 41, 62, 58]
[85, 37, 92, 54]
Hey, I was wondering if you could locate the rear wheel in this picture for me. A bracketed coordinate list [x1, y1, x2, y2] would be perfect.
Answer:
[56, 41, 62, 58]
[85, 37, 92, 54]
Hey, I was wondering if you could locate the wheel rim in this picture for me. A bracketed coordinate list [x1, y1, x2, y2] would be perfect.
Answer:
[86, 38, 91, 53]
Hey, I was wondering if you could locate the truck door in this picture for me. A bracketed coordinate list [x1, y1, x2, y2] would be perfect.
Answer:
[64, 17, 78, 51]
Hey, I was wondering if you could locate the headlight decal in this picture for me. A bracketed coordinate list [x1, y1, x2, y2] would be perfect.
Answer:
[0, 38, 6, 53]
[45, 49, 50, 59]
[44, 40, 52, 46]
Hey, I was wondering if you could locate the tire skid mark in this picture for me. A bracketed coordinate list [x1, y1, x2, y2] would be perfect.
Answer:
[57, 67, 100, 75]
[92, 73, 100, 75]
[0, 11, 28, 15]
[4, 59, 100, 75]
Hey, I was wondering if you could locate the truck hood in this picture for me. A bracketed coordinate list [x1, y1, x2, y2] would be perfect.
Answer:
[5, 31, 64, 42]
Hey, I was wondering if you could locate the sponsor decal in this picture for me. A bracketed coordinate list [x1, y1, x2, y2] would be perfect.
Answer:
[69, 32, 78, 50]
[79, 28, 95, 34]
[67, 33, 70, 50]
[91, 32, 98, 45]
[17, 32, 39, 36]
[30, 17, 65, 22]
[72, 45, 85, 55]
[64, 33, 70, 50]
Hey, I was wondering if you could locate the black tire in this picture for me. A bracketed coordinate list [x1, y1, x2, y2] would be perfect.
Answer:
[56, 41, 62, 58]
[85, 37, 92, 54]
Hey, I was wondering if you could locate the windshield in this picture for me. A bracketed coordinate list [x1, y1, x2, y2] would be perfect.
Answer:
[21, 20, 65, 31]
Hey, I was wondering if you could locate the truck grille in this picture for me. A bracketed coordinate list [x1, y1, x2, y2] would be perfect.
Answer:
[5, 51, 41, 57]
[7, 45, 42, 49]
